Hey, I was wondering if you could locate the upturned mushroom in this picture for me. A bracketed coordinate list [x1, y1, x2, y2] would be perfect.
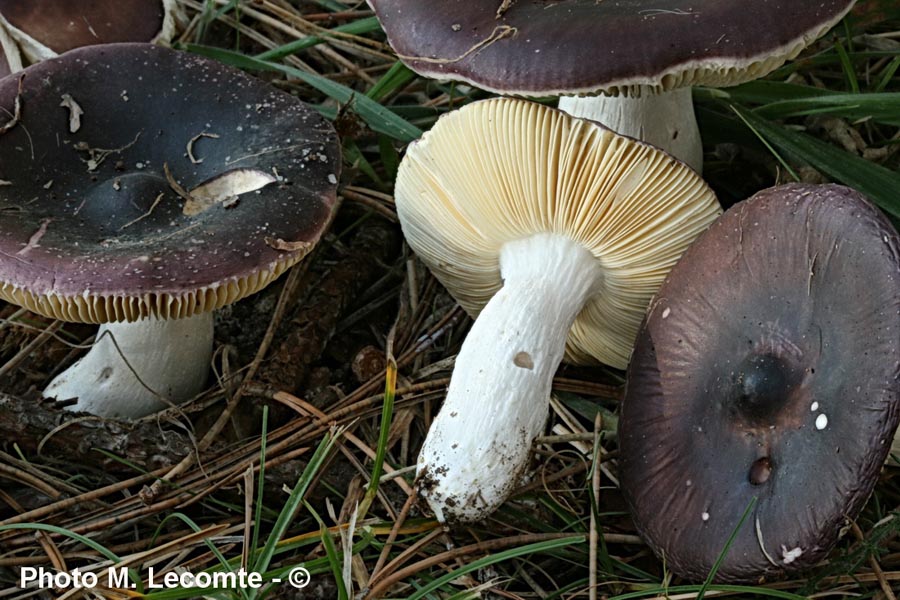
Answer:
[368, 0, 855, 171]
[0, 0, 181, 72]
[396, 97, 721, 522]
[0, 44, 340, 419]
[619, 183, 900, 581]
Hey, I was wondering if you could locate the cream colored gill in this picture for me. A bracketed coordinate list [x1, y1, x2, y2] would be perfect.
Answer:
[395, 97, 721, 368]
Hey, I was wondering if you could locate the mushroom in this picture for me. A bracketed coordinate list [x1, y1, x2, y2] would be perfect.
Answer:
[0, 0, 181, 71]
[396, 97, 721, 522]
[367, 0, 855, 171]
[619, 183, 900, 582]
[0, 43, 340, 419]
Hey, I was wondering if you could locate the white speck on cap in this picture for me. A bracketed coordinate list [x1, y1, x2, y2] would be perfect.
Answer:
[701, 512, 709, 521]
[662, 307, 671, 319]
[811, 401, 819, 411]
[816, 414, 828, 430]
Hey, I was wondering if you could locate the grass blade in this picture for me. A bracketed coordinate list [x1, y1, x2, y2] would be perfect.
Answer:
[367, 61, 417, 102]
[304, 500, 349, 600]
[255, 16, 382, 61]
[251, 406, 269, 563]
[406, 535, 585, 600]
[250, 427, 344, 587]
[358, 357, 397, 518]
[186, 45, 423, 143]
[732, 105, 900, 218]
[696, 497, 757, 600]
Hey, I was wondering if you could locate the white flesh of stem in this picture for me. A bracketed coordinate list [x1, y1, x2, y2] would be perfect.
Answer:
[416, 233, 603, 522]
[44, 312, 213, 419]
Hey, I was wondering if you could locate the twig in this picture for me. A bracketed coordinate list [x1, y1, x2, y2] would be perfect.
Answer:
[851, 520, 897, 600]
[163, 162, 194, 202]
[365, 534, 583, 599]
[186, 131, 220, 164]
[0, 320, 61, 379]
[0, 74, 24, 136]
[0, 467, 166, 528]
[0, 462, 61, 499]
[371, 489, 417, 579]
[119, 193, 165, 230]
[589, 414, 602, 600]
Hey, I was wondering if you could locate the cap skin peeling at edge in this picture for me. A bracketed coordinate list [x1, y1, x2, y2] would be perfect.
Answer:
[0, 44, 340, 419]
[367, 1, 856, 171]
[618, 183, 900, 582]
[397, 97, 721, 522]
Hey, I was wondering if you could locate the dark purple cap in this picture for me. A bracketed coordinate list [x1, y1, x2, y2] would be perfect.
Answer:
[619, 184, 900, 581]
[368, 1, 855, 95]
[0, 43, 340, 323]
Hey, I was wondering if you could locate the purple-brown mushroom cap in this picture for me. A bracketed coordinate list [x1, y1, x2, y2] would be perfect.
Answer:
[0, 43, 340, 323]
[367, 0, 855, 95]
[619, 184, 900, 582]
[0, 0, 170, 54]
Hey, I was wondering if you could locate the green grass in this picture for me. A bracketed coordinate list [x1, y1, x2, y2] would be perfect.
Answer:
[1, 2, 899, 599]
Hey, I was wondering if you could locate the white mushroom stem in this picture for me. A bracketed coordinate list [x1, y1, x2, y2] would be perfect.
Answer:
[558, 87, 703, 173]
[416, 233, 603, 522]
[44, 312, 213, 420]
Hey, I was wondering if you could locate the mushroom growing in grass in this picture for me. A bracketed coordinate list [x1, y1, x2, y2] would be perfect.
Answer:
[0, 0, 181, 71]
[368, 0, 855, 171]
[619, 184, 900, 582]
[396, 97, 721, 522]
[0, 44, 340, 419]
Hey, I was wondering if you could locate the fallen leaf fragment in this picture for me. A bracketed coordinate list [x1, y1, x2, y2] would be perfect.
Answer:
[183, 168, 276, 216]
[60, 94, 84, 133]
[264, 237, 313, 253]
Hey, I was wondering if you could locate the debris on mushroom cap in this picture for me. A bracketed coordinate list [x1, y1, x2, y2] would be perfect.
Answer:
[396, 97, 721, 369]
[0, 43, 340, 324]
[619, 183, 900, 582]
[367, 0, 855, 96]
[0, 0, 181, 64]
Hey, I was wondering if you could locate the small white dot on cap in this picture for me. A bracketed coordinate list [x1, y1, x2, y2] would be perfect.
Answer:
[816, 414, 828, 430]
